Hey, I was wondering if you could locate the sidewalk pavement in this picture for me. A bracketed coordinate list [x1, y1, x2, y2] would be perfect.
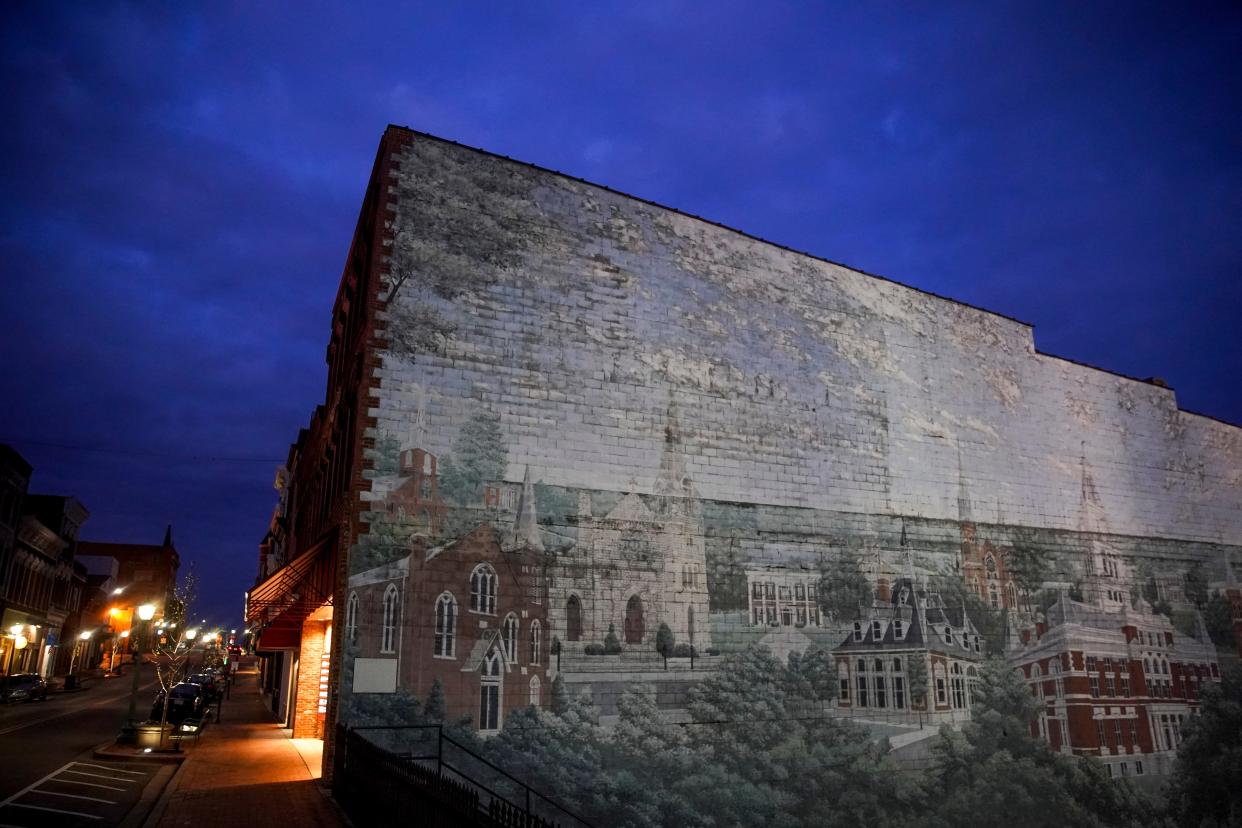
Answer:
[145, 669, 347, 828]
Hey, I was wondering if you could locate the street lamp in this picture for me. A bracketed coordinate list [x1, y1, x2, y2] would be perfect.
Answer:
[69, 630, 93, 677]
[120, 604, 158, 742]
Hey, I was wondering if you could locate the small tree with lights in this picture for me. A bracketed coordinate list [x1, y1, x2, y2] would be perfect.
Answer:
[149, 572, 200, 749]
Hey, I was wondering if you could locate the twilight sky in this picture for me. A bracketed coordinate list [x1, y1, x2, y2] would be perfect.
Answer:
[2, 2, 1239, 625]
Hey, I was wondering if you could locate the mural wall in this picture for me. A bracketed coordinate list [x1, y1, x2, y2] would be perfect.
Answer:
[338, 130, 1242, 825]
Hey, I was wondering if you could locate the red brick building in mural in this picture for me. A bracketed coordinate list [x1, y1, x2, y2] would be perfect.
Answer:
[346, 521, 549, 732]
[1010, 593, 1220, 779]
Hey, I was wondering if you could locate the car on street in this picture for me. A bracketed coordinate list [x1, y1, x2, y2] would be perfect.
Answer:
[151, 682, 206, 724]
[186, 672, 221, 700]
[0, 673, 49, 703]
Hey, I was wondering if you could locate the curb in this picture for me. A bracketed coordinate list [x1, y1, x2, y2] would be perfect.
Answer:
[120, 763, 180, 828]
[136, 756, 188, 828]
[93, 740, 190, 764]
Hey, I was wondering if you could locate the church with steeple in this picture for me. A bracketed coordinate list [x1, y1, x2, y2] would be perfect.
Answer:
[546, 404, 712, 654]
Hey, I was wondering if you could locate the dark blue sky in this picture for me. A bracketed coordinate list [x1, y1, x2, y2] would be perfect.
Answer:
[2, 2, 1239, 624]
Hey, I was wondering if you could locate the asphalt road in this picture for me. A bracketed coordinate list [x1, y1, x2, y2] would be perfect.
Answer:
[0, 665, 160, 803]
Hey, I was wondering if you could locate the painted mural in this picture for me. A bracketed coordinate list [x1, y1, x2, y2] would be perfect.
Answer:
[335, 132, 1242, 827]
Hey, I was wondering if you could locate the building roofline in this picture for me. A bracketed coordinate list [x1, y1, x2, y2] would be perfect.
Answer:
[382, 124, 1033, 329]
[382, 125, 1241, 431]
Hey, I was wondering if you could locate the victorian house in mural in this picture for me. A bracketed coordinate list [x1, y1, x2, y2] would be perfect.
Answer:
[833, 574, 984, 725]
[1008, 456, 1222, 778]
[348, 470, 550, 733]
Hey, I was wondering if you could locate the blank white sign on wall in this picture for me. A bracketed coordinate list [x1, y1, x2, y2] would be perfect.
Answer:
[353, 658, 398, 693]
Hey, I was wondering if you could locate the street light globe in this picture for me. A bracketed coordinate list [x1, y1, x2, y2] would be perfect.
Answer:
[186, 628, 198, 641]
[14, 635, 28, 650]
[137, 604, 156, 621]
[8, 624, 21, 636]
[121, 630, 131, 639]
[79, 630, 93, 641]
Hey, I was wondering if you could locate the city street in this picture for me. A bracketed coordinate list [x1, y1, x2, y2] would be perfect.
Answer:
[0, 664, 165, 825]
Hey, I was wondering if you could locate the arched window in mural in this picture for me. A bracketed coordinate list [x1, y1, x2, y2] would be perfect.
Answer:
[503, 613, 519, 663]
[934, 663, 947, 705]
[951, 662, 966, 708]
[856, 659, 869, 708]
[470, 564, 498, 615]
[892, 657, 906, 709]
[967, 665, 979, 705]
[346, 592, 359, 643]
[566, 595, 582, 642]
[381, 584, 399, 654]
[985, 555, 1000, 608]
[529, 621, 542, 665]
[434, 592, 456, 658]
[480, 648, 502, 732]
[529, 675, 541, 707]
[624, 594, 645, 644]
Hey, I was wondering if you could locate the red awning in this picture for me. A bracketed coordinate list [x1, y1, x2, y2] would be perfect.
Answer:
[246, 537, 336, 648]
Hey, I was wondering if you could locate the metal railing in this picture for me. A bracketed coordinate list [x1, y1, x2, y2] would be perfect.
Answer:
[334, 723, 593, 828]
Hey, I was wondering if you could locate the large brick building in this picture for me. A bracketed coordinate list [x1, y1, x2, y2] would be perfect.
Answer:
[251, 126, 1242, 788]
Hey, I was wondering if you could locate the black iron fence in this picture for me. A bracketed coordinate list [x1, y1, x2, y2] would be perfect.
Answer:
[333, 724, 593, 828]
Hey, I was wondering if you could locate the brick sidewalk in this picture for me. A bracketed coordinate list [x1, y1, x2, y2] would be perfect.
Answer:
[149, 669, 346, 827]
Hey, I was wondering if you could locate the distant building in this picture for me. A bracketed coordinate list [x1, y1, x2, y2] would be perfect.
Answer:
[0, 445, 33, 674]
[833, 575, 984, 725]
[745, 567, 821, 629]
[78, 526, 180, 615]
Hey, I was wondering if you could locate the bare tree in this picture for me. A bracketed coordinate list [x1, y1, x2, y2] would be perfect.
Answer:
[148, 571, 198, 748]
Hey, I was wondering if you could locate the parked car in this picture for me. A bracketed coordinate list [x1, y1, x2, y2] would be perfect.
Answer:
[186, 672, 221, 700]
[0, 673, 48, 703]
[151, 682, 206, 724]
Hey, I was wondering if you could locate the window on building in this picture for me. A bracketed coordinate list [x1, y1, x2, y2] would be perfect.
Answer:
[480, 649, 502, 732]
[1135, 760, 1144, 776]
[529, 676, 541, 707]
[1120, 676, 1130, 696]
[872, 620, 884, 640]
[381, 584, 399, 654]
[935, 664, 947, 705]
[470, 564, 498, 614]
[894, 675, 906, 709]
[503, 613, 519, 663]
[1128, 718, 1139, 747]
[856, 674, 868, 708]
[853, 622, 863, 642]
[795, 583, 805, 601]
[346, 592, 359, 643]
[839, 677, 850, 702]
[529, 621, 542, 665]
[1097, 719, 1107, 750]
[893, 620, 905, 639]
[1113, 720, 1123, 749]
[752, 582, 763, 599]
[1104, 676, 1115, 697]
[1086, 656, 1097, 672]
[1089, 676, 1100, 698]
[433, 592, 456, 658]
[943, 625, 953, 644]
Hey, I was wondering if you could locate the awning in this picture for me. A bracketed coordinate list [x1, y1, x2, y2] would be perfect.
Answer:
[246, 537, 337, 648]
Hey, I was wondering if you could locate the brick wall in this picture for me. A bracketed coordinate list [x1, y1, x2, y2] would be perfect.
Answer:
[292, 618, 329, 740]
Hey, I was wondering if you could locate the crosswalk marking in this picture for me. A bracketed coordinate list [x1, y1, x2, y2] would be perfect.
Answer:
[61, 769, 141, 782]
[52, 779, 126, 791]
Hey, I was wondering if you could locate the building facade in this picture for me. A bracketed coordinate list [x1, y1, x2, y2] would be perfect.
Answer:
[255, 127, 1242, 791]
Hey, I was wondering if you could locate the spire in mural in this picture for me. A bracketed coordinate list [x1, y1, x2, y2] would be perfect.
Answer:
[1077, 444, 1128, 610]
[653, 398, 699, 520]
[404, 388, 428, 450]
[956, 444, 973, 527]
[510, 465, 544, 551]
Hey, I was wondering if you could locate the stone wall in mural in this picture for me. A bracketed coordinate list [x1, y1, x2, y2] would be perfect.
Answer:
[338, 131, 1242, 826]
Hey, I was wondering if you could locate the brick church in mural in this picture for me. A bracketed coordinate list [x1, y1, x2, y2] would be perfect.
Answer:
[246, 125, 1242, 802]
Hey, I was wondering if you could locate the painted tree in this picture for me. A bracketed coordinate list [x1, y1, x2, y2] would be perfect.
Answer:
[1184, 562, 1210, 608]
[818, 549, 872, 622]
[1166, 664, 1242, 827]
[906, 652, 929, 711]
[929, 657, 1152, 828]
[655, 622, 675, 662]
[439, 410, 507, 506]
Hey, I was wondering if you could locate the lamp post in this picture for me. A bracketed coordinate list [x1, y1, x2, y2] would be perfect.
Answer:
[68, 630, 93, 686]
[120, 603, 157, 742]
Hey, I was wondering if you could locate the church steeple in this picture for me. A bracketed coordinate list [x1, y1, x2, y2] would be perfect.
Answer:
[653, 399, 698, 520]
[510, 465, 543, 551]
[163, 524, 174, 548]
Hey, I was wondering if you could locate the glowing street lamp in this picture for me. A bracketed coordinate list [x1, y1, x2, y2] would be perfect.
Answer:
[121, 605, 158, 740]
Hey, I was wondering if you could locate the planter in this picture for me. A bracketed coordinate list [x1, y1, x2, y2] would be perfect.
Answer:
[135, 723, 174, 749]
